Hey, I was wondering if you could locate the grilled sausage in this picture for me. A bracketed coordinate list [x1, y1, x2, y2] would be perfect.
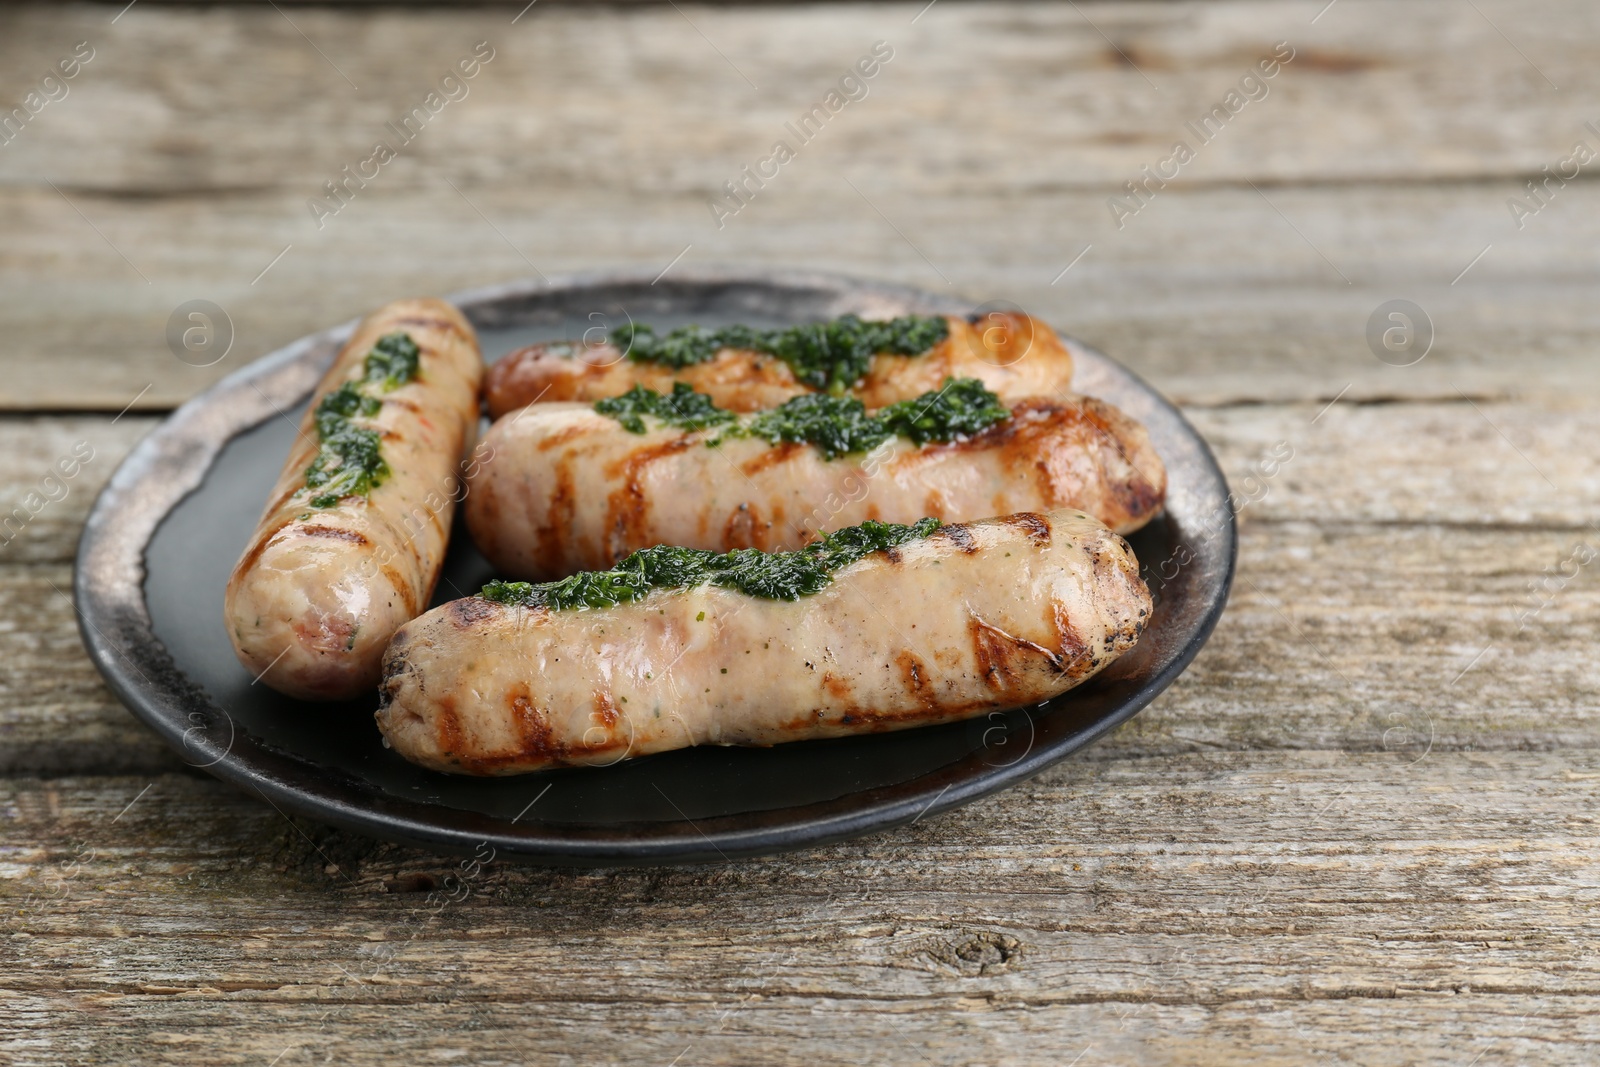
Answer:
[464, 395, 1165, 581]
[225, 298, 484, 701]
[377, 509, 1151, 775]
[484, 313, 1071, 418]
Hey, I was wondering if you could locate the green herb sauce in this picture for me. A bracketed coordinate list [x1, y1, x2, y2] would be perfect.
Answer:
[593, 382, 740, 435]
[361, 331, 422, 389]
[595, 377, 1010, 460]
[741, 393, 890, 460]
[302, 332, 421, 508]
[875, 375, 1012, 446]
[480, 517, 943, 611]
[610, 314, 949, 393]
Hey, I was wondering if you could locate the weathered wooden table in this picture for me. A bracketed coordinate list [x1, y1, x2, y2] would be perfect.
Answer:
[3, 2, 1597, 1062]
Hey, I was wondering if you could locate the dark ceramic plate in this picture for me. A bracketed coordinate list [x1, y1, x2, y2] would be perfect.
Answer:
[75, 269, 1234, 865]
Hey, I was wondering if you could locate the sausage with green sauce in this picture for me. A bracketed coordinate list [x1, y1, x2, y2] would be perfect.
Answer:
[483, 312, 1072, 418]
[225, 298, 484, 701]
[377, 509, 1151, 775]
[463, 384, 1165, 581]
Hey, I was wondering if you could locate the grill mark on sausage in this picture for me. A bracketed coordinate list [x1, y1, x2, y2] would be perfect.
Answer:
[450, 686, 634, 772]
[697, 503, 712, 542]
[405, 668, 625, 775]
[969, 613, 1064, 694]
[448, 700, 592, 767]
[1113, 475, 1164, 526]
[998, 512, 1052, 545]
[604, 437, 697, 561]
[536, 422, 595, 451]
[777, 708, 828, 733]
[936, 522, 979, 554]
[379, 562, 419, 617]
[1049, 599, 1095, 679]
[449, 596, 501, 628]
[456, 733, 628, 773]
[538, 457, 577, 569]
[592, 690, 620, 729]
[939, 395, 1163, 531]
[233, 517, 292, 578]
[741, 441, 804, 476]
[295, 524, 370, 545]
[434, 693, 464, 759]
[424, 496, 449, 537]
[508, 686, 554, 760]
[896, 650, 938, 709]
[418, 680, 569, 773]
[820, 672, 851, 701]
[723, 503, 763, 550]
[386, 505, 435, 571]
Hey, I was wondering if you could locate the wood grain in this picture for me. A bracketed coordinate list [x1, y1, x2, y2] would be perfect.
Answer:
[4, 1, 1592, 192]
[1, 1, 1598, 408]
[7, 180, 1600, 411]
[3, 755, 1598, 1065]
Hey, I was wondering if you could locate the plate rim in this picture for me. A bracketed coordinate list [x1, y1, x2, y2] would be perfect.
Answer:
[74, 266, 1235, 865]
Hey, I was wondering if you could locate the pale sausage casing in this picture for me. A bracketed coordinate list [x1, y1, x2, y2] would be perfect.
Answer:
[225, 298, 483, 701]
[464, 395, 1166, 581]
[377, 509, 1151, 775]
[483, 313, 1071, 417]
